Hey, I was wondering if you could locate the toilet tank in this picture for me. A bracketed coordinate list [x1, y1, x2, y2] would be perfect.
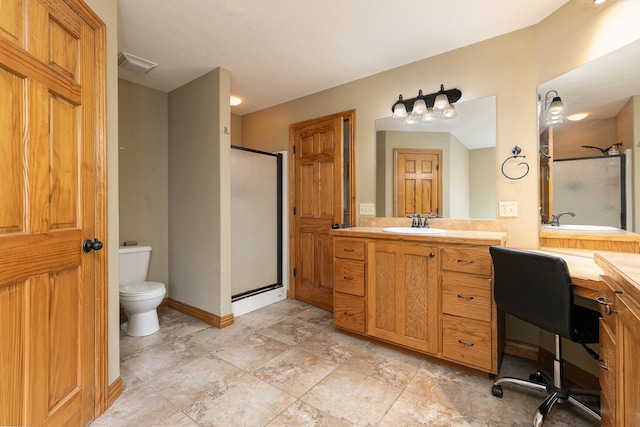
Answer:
[119, 245, 152, 285]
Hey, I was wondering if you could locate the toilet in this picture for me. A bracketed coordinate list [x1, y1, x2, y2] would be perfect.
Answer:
[119, 245, 166, 336]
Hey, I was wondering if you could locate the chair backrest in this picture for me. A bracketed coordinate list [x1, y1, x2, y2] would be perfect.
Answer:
[490, 246, 574, 339]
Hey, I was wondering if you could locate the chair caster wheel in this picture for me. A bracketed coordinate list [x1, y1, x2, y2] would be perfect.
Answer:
[492, 384, 503, 398]
[529, 373, 544, 383]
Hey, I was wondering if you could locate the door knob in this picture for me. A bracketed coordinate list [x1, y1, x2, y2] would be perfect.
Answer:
[83, 238, 104, 253]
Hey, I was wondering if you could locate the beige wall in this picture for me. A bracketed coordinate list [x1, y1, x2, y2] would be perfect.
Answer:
[168, 68, 232, 316]
[240, 0, 640, 250]
[118, 80, 169, 286]
[469, 147, 497, 219]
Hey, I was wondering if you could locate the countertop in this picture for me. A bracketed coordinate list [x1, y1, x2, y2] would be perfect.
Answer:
[329, 227, 508, 246]
[594, 251, 640, 302]
[539, 227, 640, 242]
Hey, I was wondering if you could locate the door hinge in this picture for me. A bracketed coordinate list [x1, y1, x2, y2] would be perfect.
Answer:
[293, 145, 296, 154]
[293, 268, 296, 277]
[293, 207, 296, 215]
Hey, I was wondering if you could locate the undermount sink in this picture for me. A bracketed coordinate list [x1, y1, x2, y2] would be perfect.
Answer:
[382, 227, 446, 235]
[543, 224, 619, 232]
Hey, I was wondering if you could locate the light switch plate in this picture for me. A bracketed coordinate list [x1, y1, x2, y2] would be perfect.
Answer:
[499, 201, 518, 217]
[360, 203, 375, 216]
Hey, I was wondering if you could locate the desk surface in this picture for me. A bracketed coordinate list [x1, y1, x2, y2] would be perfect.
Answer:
[534, 247, 606, 300]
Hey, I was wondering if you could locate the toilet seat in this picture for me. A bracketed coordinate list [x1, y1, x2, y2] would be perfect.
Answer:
[119, 281, 165, 300]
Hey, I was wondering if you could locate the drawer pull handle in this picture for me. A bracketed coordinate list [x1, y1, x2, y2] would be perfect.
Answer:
[596, 296, 617, 315]
[344, 248, 355, 253]
[457, 259, 474, 264]
[598, 361, 610, 371]
[458, 340, 475, 347]
[343, 276, 354, 281]
[457, 294, 474, 301]
[344, 311, 355, 317]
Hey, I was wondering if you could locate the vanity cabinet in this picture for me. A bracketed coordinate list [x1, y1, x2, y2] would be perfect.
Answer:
[440, 247, 496, 372]
[368, 241, 439, 354]
[596, 253, 640, 427]
[333, 238, 367, 334]
[331, 229, 504, 375]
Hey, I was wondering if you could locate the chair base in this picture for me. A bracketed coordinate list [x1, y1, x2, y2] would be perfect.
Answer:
[492, 367, 601, 426]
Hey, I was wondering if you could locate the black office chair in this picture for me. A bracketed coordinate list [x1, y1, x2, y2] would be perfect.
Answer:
[489, 246, 601, 426]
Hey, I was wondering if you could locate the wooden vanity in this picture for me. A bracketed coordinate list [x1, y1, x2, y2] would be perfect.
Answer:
[594, 252, 640, 426]
[330, 224, 507, 375]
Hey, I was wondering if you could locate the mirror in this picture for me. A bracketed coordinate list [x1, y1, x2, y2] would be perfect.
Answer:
[538, 40, 640, 231]
[375, 96, 497, 218]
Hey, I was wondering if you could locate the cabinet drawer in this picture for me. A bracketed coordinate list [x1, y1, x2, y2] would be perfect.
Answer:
[441, 247, 492, 276]
[334, 260, 365, 296]
[599, 318, 616, 425]
[442, 315, 491, 371]
[442, 272, 491, 322]
[333, 293, 365, 333]
[334, 238, 366, 261]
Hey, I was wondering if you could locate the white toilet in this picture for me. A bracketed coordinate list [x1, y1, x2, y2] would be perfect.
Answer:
[119, 245, 166, 336]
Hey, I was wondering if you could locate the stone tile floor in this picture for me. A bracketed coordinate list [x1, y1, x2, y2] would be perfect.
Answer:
[91, 299, 600, 426]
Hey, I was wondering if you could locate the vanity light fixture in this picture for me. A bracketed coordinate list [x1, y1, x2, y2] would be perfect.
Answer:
[593, 0, 606, 4]
[541, 90, 566, 125]
[391, 84, 462, 125]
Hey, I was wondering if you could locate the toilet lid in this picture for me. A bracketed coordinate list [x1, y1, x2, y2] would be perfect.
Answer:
[119, 281, 165, 296]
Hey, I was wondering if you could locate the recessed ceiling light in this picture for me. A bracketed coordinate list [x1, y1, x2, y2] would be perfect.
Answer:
[593, 0, 606, 4]
[567, 112, 588, 121]
[230, 96, 242, 106]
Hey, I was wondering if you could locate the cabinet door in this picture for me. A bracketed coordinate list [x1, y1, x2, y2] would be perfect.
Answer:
[616, 293, 640, 426]
[368, 242, 438, 354]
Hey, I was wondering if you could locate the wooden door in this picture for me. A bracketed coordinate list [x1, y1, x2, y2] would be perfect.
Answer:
[367, 241, 439, 354]
[394, 149, 442, 217]
[0, 0, 107, 425]
[291, 116, 344, 311]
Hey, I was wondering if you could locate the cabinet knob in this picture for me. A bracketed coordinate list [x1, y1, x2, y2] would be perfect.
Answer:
[596, 296, 617, 315]
[429, 252, 435, 258]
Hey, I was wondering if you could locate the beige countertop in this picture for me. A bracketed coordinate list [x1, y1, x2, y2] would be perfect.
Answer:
[594, 251, 640, 302]
[330, 226, 508, 246]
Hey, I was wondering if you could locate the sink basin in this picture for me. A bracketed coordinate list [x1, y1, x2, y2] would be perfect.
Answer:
[543, 224, 619, 232]
[382, 227, 446, 235]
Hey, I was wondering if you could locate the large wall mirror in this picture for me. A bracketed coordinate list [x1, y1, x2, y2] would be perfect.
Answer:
[538, 40, 640, 232]
[375, 96, 497, 219]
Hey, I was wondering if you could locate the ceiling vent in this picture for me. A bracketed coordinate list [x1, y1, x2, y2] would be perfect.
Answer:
[118, 52, 157, 74]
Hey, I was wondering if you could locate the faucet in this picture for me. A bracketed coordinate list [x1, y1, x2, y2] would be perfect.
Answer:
[409, 213, 431, 228]
[548, 211, 576, 226]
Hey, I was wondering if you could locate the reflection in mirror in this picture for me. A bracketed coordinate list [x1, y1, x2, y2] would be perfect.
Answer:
[375, 96, 496, 219]
[538, 40, 640, 232]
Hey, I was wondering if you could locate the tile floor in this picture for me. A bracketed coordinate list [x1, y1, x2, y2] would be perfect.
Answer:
[91, 299, 600, 427]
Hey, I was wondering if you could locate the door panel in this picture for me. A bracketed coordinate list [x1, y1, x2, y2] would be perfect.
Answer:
[293, 117, 343, 311]
[394, 149, 442, 217]
[0, 0, 104, 425]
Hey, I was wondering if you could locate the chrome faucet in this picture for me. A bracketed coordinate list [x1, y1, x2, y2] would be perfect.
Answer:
[549, 211, 576, 226]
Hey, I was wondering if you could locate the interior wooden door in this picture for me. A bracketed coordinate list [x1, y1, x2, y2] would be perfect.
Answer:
[291, 116, 344, 311]
[0, 0, 106, 425]
[394, 149, 442, 218]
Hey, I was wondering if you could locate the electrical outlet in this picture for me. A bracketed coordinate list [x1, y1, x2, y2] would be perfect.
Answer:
[499, 201, 518, 217]
[360, 203, 375, 216]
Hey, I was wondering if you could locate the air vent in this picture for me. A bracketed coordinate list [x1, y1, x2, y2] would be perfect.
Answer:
[118, 52, 157, 74]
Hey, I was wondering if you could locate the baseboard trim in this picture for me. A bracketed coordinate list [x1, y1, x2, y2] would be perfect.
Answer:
[504, 339, 539, 361]
[107, 377, 123, 407]
[166, 298, 234, 328]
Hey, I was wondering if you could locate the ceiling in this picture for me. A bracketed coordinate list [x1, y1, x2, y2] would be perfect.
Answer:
[117, 0, 571, 116]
